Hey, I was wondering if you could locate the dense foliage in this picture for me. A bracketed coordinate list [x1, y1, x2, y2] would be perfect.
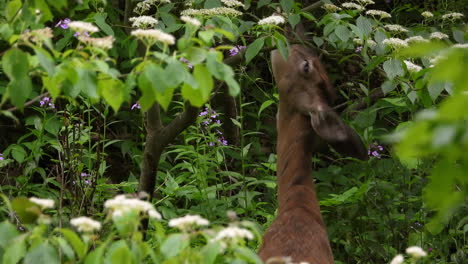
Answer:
[0, 0, 467, 263]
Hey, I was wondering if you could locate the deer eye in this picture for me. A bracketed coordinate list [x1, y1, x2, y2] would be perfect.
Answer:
[301, 60, 310, 74]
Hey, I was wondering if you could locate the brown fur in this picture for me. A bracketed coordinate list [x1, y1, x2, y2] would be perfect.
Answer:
[258, 45, 367, 263]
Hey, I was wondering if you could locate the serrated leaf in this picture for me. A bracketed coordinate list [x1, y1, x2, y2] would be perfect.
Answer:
[3, 234, 27, 264]
[160, 234, 189, 258]
[98, 77, 125, 112]
[76, 69, 98, 102]
[34, 47, 55, 76]
[335, 25, 351, 42]
[280, 0, 294, 12]
[356, 16, 372, 37]
[428, 81, 445, 102]
[381, 80, 397, 95]
[288, 13, 300, 28]
[24, 242, 59, 264]
[245, 37, 265, 64]
[94, 13, 114, 36]
[383, 58, 404, 80]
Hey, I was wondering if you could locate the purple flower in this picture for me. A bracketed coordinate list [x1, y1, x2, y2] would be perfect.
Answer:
[131, 102, 141, 110]
[39, 97, 54, 109]
[80, 172, 90, 177]
[73, 31, 89, 37]
[55, 18, 71, 29]
[355, 46, 363, 53]
[428, 248, 433, 252]
[0, 153, 3, 161]
[229, 45, 246, 57]
[215, 120, 221, 124]
[180, 57, 193, 69]
[84, 180, 91, 185]
[218, 137, 228, 146]
[199, 111, 208, 116]
[368, 143, 383, 159]
[209, 142, 214, 147]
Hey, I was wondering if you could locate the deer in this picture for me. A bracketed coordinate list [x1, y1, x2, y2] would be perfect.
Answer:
[258, 44, 368, 264]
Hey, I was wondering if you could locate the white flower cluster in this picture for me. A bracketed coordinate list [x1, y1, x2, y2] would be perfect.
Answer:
[353, 38, 376, 47]
[258, 15, 285, 26]
[404, 60, 422, 73]
[382, 38, 408, 48]
[104, 194, 162, 219]
[21, 27, 53, 44]
[221, 0, 244, 8]
[390, 246, 428, 264]
[168, 214, 209, 231]
[384, 24, 408, 33]
[181, 16, 201, 27]
[78, 36, 114, 50]
[131, 29, 175, 45]
[68, 21, 99, 33]
[429, 55, 445, 65]
[453, 43, 468, 49]
[29, 197, 55, 209]
[181, 7, 242, 17]
[129, 16, 158, 28]
[441, 12, 464, 20]
[355, 0, 375, 5]
[212, 226, 254, 242]
[341, 2, 365, 11]
[421, 11, 433, 18]
[366, 9, 391, 18]
[429, 32, 449, 40]
[70, 216, 102, 233]
[405, 36, 429, 43]
[134, 0, 171, 14]
[322, 3, 341, 12]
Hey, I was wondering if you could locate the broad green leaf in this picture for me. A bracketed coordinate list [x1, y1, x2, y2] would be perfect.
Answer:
[155, 87, 174, 111]
[206, 51, 240, 96]
[194, 65, 213, 103]
[2, 48, 29, 81]
[428, 81, 445, 102]
[76, 69, 98, 102]
[3, 234, 27, 264]
[381, 80, 397, 95]
[185, 47, 207, 64]
[94, 13, 114, 36]
[55, 237, 75, 261]
[104, 240, 132, 264]
[42, 76, 60, 99]
[84, 239, 109, 264]
[335, 25, 351, 42]
[34, 47, 55, 76]
[160, 234, 189, 258]
[280, 0, 294, 13]
[199, 30, 215, 45]
[383, 58, 404, 80]
[10, 145, 26, 163]
[30, 0, 53, 23]
[258, 100, 275, 116]
[137, 71, 156, 111]
[0, 221, 19, 248]
[24, 242, 59, 264]
[313, 36, 324, 47]
[56, 228, 86, 259]
[165, 59, 187, 87]
[201, 242, 222, 264]
[142, 63, 169, 94]
[274, 32, 289, 60]
[7, 78, 32, 108]
[257, 0, 271, 8]
[98, 77, 125, 112]
[44, 117, 62, 136]
[398, 41, 447, 58]
[288, 13, 301, 28]
[356, 16, 372, 37]
[6, 0, 21, 21]
[245, 37, 265, 64]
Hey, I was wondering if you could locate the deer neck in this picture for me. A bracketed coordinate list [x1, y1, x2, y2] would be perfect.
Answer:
[276, 109, 319, 212]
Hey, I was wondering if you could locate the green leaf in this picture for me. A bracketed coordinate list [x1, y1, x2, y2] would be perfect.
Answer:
[206, 51, 240, 96]
[383, 58, 404, 80]
[24, 242, 59, 264]
[3, 234, 27, 264]
[6, 0, 21, 21]
[137, 71, 156, 111]
[84, 239, 109, 264]
[335, 25, 351, 42]
[55, 237, 76, 261]
[11, 197, 40, 224]
[98, 77, 125, 112]
[155, 87, 174, 111]
[199, 30, 215, 45]
[280, 0, 294, 12]
[2, 48, 32, 107]
[185, 47, 207, 64]
[428, 81, 445, 102]
[30, 0, 53, 23]
[397, 41, 447, 58]
[258, 100, 275, 116]
[44, 117, 62, 136]
[187, 65, 213, 105]
[160, 234, 189, 258]
[274, 32, 289, 60]
[56, 228, 86, 259]
[381, 80, 397, 95]
[94, 13, 114, 36]
[356, 16, 372, 37]
[34, 47, 55, 76]
[201, 242, 222, 264]
[288, 13, 301, 28]
[142, 63, 170, 94]
[313, 36, 324, 47]
[104, 240, 132, 264]
[165, 59, 187, 87]
[76, 69, 98, 102]
[10, 145, 26, 163]
[245, 37, 265, 64]
[0, 221, 19, 248]
[7, 78, 32, 108]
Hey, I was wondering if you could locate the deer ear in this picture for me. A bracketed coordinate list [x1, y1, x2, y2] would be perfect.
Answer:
[309, 111, 368, 160]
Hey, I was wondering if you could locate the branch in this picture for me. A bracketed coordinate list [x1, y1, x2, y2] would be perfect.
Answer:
[160, 102, 199, 144]
[301, 1, 324, 12]
[5, 92, 49, 112]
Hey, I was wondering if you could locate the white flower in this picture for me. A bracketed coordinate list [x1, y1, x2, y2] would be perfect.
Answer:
[258, 15, 285, 26]
[421, 11, 433, 18]
[131, 29, 175, 45]
[168, 214, 210, 230]
[212, 226, 254, 241]
[382, 38, 408, 48]
[70, 216, 101, 233]
[341, 2, 365, 11]
[68, 21, 99, 33]
[29, 197, 55, 209]
[181, 16, 201, 27]
[405, 36, 429, 43]
[389, 254, 404, 264]
[129, 16, 158, 28]
[429, 32, 449, 40]
[453, 43, 468, 49]
[429, 55, 446, 65]
[21, 27, 54, 44]
[78, 36, 114, 50]
[104, 194, 162, 220]
[221, 0, 244, 8]
[322, 4, 342, 12]
[367, 39, 377, 47]
[404, 60, 422, 73]
[384, 24, 408, 33]
[441, 12, 464, 20]
[366, 10, 391, 18]
[355, 0, 375, 5]
[181, 7, 242, 17]
[406, 246, 427, 258]
[353, 38, 363, 45]
[134, 0, 171, 14]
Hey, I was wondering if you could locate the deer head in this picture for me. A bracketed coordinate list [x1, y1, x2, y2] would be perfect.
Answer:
[272, 44, 368, 160]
